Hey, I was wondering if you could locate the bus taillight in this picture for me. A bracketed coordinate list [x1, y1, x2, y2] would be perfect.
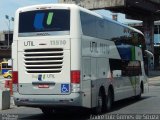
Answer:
[71, 70, 80, 84]
[12, 71, 18, 84]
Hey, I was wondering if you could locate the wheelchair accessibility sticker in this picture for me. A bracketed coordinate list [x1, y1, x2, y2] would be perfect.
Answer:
[61, 84, 69, 93]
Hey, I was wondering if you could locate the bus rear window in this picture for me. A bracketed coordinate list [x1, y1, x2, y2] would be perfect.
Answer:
[19, 9, 70, 36]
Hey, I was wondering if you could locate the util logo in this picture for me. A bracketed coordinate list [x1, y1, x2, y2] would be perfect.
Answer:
[38, 74, 46, 81]
[34, 12, 54, 30]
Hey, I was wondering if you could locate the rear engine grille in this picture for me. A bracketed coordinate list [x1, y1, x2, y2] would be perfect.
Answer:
[24, 48, 63, 73]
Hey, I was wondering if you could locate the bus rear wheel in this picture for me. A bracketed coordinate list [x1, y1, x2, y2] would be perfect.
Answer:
[92, 91, 104, 114]
[106, 89, 113, 111]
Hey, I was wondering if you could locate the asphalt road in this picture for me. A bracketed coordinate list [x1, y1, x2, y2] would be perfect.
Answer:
[0, 77, 160, 120]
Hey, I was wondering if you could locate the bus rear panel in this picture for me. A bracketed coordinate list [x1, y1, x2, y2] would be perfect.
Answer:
[12, 4, 83, 108]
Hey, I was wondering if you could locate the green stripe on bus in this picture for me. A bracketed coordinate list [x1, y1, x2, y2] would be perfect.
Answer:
[47, 12, 54, 25]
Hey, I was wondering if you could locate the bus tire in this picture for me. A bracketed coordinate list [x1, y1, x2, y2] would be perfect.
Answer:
[41, 108, 54, 115]
[106, 88, 113, 111]
[92, 91, 104, 114]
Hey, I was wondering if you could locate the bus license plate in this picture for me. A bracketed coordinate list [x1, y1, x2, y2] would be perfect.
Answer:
[38, 84, 49, 88]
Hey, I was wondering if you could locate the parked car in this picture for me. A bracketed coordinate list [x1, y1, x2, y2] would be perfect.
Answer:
[3, 70, 12, 78]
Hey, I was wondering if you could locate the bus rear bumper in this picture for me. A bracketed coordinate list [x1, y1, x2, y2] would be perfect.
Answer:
[13, 92, 82, 108]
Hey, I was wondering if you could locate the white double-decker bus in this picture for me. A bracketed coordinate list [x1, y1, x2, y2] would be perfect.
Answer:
[12, 4, 148, 114]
